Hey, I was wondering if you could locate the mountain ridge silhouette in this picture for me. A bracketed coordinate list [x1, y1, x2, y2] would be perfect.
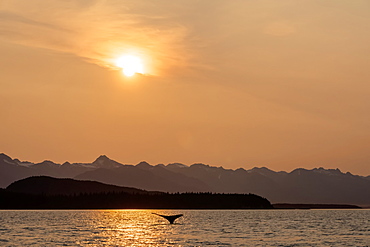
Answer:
[1, 153, 370, 205]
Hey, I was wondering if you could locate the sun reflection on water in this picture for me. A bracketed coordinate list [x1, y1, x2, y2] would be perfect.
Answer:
[75, 210, 185, 246]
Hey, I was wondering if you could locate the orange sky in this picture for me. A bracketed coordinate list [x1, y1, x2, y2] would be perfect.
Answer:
[1, 0, 370, 175]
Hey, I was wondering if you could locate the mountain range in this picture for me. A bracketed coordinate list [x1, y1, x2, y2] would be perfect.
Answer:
[1, 153, 370, 205]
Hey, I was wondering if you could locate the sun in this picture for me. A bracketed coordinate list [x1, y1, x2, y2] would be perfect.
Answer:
[115, 55, 144, 76]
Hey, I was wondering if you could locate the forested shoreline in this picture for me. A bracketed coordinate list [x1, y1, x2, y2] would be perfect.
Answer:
[0, 189, 273, 209]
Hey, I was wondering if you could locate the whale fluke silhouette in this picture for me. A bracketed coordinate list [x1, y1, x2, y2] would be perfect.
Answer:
[152, 213, 183, 224]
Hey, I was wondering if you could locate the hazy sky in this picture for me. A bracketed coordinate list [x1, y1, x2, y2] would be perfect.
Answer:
[1, 0, 370, 175]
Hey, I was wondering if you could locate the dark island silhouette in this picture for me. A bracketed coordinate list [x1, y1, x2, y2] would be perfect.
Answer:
[152, 213, 183, 224]
[6, 176, 150, 195]
[0, 176, 273, 209]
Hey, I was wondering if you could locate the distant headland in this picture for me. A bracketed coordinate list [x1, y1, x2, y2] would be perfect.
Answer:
[1, 176, 273, 209]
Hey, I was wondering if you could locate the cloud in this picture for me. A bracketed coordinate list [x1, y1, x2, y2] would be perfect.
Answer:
[0, 0, 192, 76]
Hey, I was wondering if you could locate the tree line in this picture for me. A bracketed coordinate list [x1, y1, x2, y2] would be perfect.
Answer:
[0, 189, 272, 209]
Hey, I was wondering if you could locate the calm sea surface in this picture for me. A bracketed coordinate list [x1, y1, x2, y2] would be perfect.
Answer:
[0, 209, 369, 246]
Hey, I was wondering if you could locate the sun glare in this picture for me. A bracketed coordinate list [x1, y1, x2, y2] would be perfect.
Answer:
[115, 55, 144, 77]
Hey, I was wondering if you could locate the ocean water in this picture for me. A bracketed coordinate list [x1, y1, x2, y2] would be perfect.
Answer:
[0, 209, 369, 246]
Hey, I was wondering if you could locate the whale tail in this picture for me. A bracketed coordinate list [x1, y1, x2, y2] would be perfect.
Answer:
[152, 213, 183, 224]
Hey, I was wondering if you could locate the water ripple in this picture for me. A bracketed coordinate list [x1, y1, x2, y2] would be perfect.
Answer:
[0, 209, 369, 246]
